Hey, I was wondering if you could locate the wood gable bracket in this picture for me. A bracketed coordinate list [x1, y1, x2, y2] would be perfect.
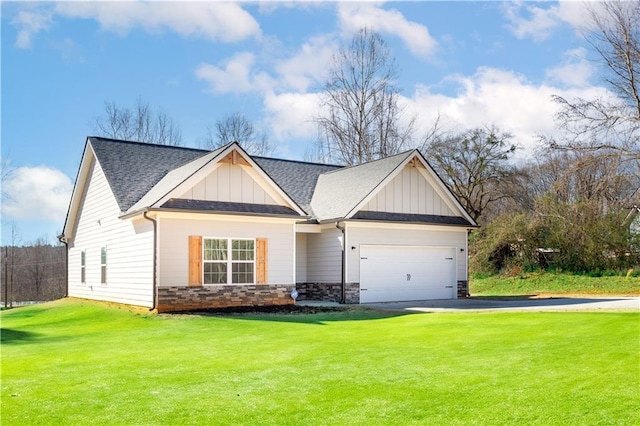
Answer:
[219, 150, 250, 167]
[408, 157, 424, 169]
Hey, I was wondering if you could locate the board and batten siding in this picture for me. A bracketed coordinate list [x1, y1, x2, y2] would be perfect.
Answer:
[345, 223, 468, 284]
[363, 165, 454, 216]
[68, 159, 154, 307]
[305, 227, 342, 283]
[179, 163, 278, 205]
[157, 216, 295, 286]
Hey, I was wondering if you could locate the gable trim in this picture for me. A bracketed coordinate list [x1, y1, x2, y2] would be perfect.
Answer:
[344, 150, 477, 226]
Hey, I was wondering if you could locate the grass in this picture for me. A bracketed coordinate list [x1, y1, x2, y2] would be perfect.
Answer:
[471, 271, 640, 297]
[2, 299, 639, 425]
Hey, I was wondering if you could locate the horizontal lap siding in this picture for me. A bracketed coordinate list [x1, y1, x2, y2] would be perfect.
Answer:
[68, 160, 154, 307]
[158, 217, 294, 286]
[306, 228, 341, 283]
[346, 225, 468, 283]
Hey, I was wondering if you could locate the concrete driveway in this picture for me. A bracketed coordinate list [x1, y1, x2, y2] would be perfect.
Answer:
[364, 296, 640, 313]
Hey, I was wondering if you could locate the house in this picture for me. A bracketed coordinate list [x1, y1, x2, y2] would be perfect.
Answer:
[60, 137, 478, 312]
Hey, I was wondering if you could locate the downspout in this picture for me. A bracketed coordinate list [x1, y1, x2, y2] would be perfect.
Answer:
[143, 211, 158, 311]
[57, 235, 69, 298]
[336, 221, 346, 304]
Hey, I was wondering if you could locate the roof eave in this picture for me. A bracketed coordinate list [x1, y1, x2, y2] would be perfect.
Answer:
[120, 207, 308, 221]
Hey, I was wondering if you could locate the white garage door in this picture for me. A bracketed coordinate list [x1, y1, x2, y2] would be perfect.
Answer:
[359, 245, 456, 303]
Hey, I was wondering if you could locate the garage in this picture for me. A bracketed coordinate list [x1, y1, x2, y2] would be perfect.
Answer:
[359, 245, 456, 303]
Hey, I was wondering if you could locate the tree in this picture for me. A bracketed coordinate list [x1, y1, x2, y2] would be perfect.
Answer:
[425, 126, 518, 222]
[550, 0, 639, 158]
[93, 98, 183, 146]
[315, 28, 415, 165]
[203, 112, 275, 156]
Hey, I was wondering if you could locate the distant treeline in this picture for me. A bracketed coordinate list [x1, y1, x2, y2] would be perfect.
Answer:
[1, 244, 66, 306]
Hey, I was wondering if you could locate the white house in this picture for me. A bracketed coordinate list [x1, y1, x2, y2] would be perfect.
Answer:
[60, 137, 478, 312]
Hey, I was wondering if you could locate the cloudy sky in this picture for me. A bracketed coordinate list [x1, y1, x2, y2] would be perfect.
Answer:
[1, 1, 612, 244]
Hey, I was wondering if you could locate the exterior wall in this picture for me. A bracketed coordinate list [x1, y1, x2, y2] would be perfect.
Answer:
[345, 222, 469, 285]
[157, 215, 295, 286]
[295, 233, 307, 283]
[157, 284, 295, 312]
[306, 227, 342, 283]
[363, 165, 454, 216]
[68, 159, 154, 307]
[457, 280, 469, 298]
[296, 282, 359, 303]
[180, 163, 277, 205]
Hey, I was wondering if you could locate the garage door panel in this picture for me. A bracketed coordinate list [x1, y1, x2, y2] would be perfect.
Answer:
[360, 245, 455, 303]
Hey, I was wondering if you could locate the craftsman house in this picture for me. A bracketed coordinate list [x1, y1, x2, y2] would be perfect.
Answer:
[60, 137, 478, 312]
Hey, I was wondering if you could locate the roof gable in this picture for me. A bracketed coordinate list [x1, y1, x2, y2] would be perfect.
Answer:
[310, 151, 413, 222]
[125, 142, 306, 217]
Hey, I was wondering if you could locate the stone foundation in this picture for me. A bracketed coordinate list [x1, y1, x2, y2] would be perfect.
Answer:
[296, 282, 360, 304]
[156, 284, 295, 313]
[457, 280, 469, 298]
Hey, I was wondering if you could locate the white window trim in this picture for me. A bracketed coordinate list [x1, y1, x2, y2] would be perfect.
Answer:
[202, 237, 256, 285]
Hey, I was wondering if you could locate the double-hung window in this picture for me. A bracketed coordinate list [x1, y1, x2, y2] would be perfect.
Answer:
[101, 247, 107, 284]
[203, 238, 255, 284]
[80, 250, 86, 284]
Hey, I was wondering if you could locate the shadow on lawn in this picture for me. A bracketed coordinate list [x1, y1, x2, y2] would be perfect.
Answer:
[1, 328, 42, 344]
[175, 306, 416, 324]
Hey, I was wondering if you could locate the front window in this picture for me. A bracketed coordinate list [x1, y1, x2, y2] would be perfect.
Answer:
[203, 238, 254, 284]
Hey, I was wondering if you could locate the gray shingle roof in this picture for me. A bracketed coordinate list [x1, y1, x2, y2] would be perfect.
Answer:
[90, 137, 207, 211]
[161, 199, 300, 217]
[253, 157, 341, 214]
[87, 137, 473, 225]
[309, 151, 414, 221]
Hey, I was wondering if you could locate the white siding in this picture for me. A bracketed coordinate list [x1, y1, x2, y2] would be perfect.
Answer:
[363, 166, 454, 216]
[68, 160, 154, 307]
[180, 163, 277, 205]
[306, 227, 342, 283]
[296, 233, 308, 283]
[346, 223, 468, 284]
[158, 216, 295, 286]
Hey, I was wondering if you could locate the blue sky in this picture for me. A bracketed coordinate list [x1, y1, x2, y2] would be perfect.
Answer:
[1, 1, 612, 244]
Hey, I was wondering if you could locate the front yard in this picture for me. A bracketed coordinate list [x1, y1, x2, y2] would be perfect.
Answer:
[2, 299, 638, 425]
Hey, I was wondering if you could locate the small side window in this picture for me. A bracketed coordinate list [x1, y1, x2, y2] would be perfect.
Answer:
[81, 250, 86, 284]
[101, 247, 107, 284]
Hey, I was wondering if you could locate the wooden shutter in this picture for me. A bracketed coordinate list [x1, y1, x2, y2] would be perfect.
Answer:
[188, 236, 202, 286]
[256, 238, 268, 284]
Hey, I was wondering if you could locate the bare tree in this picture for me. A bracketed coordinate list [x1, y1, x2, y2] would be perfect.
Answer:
[550, 0, 639, 158]
[93, 97, 183, 146]
[204, 112, 275, 156]
[315, 28, 415, 165]
[425, 126, 518, 222]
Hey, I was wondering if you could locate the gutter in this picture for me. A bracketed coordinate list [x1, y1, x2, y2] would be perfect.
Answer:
[142, 211, 158, 311]
[336, 221, 346, 304]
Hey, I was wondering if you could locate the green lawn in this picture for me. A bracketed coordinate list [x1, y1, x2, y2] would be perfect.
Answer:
[471, 272, 640, 296]
[2, 300, 639, 425]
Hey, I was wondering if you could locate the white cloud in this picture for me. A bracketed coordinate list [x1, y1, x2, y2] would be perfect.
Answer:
[545, 47, 593, 87]
[502, 1, 593, 42]
[12, 9, 52, 49]
[195, 52, 277, 95]
[338, 3, 437, 58]
[263, 92, 322, 141]
[11, 2, 260, 48]
[407, 66, 610, 154]
[275, 35, 336, 92]
[2, 166, 73, 222]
